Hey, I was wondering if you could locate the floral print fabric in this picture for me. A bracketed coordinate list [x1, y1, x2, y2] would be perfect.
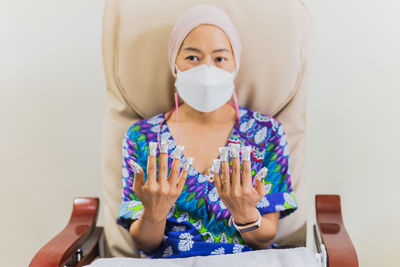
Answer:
[116, 105, 297, 258]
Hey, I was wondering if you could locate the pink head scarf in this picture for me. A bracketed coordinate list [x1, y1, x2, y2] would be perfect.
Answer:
[167, 5, 242, 77]
[159, 5, 242, 150]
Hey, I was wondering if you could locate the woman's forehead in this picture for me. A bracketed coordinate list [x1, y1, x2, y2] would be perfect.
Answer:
[181, 24, 232, 53]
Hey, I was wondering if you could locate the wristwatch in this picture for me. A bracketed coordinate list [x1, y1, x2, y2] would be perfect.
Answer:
[228, 209, 262, 233]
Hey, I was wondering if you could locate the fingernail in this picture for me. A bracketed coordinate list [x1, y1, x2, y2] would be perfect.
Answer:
[149, 142, 158, 156]
[255, 167, 268, 181]
[211, 159, 221, 173]
[129, 159, 142, 174]
[160, 140, 169, 154]
[219, 147, 229, 161]
[228, 143, 240, 158]
[241, 146, 252, 161]
[184, 157, 194, 171]
[173, 145, 185, 159]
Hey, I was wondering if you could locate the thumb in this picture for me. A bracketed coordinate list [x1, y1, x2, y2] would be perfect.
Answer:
[254, 167, 268, 196]
[130, 159, 144, 190]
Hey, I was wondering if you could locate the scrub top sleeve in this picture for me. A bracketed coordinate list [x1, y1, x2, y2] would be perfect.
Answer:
[116, 124, 146, 231]
[255, 120, 298, 219]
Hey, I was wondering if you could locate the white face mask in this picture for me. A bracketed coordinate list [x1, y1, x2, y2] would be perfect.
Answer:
[175, 64, 235, 112]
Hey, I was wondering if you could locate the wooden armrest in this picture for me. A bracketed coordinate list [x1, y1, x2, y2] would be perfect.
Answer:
[315, 194, 358, 267]
[30, 197, 102, 267]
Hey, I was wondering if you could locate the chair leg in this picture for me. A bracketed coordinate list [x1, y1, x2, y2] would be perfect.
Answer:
[76, 227, 103, 266]
[315, 194, 358, 267]
[30, 197, 101, 267]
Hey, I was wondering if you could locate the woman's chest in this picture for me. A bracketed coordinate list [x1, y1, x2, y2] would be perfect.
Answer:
[170, 123, 235, 175]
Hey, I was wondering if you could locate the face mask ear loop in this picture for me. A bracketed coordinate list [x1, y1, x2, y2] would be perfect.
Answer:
[157, 113, 170, 151]
[157, 106, 174, 151]
[157, 92, 181, 149]
[174, 92, 181, 145]
[232, 92, 240, 123]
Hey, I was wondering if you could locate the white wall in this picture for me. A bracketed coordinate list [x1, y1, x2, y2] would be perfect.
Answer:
[0, 0, 398, 266]
[0, 1, 106, 266]
[303, 1, 400, 266]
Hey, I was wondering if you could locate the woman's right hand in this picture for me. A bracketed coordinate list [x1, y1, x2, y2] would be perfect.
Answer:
[129, 142, 192, 223]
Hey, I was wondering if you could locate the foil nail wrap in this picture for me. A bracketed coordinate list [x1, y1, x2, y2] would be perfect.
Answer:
[129, 159, 142, 174]
[219, 147, 230, 161]
[173, 145, 185, 159]
[149, 142, 158, 156]
[228, 143, 241, 158]
[211, 159, 221, 173]
[160, 140, 169, 154]
[255, 167, 269, 181]
[184, 157, 194, 171]
[241, 146, 252, 161]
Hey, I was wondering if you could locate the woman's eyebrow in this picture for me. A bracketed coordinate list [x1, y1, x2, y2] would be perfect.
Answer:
[182, 47, 230, 53]
[183, 47, 202, 53]
[212, 48, 230, 53]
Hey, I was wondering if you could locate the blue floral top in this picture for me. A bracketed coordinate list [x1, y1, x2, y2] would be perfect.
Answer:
[117, 105, 297, 258]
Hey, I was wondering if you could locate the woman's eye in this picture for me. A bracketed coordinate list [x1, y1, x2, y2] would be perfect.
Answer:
[185, 56, 199, 62]
[215, 57, 226, 63]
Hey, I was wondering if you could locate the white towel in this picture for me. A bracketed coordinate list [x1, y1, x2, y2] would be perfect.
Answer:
[85, 246, 326, 267]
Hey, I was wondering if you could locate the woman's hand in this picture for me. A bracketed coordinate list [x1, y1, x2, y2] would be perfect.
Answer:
[213, 145, 268, 225]
[130, 142, 193, 223]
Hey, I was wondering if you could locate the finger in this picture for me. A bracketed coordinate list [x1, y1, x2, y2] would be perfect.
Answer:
[254, 167, 268, 196]
[146, 142, 158, 185]
[177, 169, 188, 191]
[219, 147, 231, 192]
[169, 145, 184, 185]
[130, 159, 144, 191]
[211, 159, 222, 192]
[255, 177, 267, 197]
[169, 158, 181, 185]
[158, 140, 169, 184]
[177, 157, 193, 190]
[133, 171, 145, 193]
[241, 155, 252, 189]
[220, 159, 231, 193]
[229, 143, 241, 190]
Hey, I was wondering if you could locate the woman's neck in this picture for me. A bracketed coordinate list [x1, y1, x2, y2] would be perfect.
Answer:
[173, 102, 237, 126]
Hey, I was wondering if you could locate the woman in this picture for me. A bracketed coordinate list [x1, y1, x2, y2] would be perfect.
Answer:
[117, 5, 297, 258]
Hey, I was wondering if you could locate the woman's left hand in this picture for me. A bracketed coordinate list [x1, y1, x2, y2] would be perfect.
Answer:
[213, 151, 267, 225]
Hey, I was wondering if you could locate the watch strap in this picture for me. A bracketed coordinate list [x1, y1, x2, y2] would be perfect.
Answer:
[229, 209, 262, 233]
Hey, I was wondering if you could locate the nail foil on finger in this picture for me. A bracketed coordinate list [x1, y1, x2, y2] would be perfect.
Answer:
[149, 142, 158, 156]
[255, 167, 269, 181]
[129, 159, 142, 174]
[228, 143, 240, 158]
[211, 159, 221, 173]
[219, 147, 229, 161]
[184, 157, 194, 171]
[160, 140, 169, 154]
[241, 145, 253, 161]
[173, 145, 185, 159]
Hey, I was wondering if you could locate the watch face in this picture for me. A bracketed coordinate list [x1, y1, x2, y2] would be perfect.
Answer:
[239, 224, 260, 233]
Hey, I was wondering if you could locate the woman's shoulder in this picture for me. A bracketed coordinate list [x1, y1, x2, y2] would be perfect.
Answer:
[238, 106, 285, 137]
[124, 112, 165, 142]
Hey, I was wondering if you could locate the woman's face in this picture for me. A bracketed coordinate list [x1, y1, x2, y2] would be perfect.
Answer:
[175, 24, 236, 74]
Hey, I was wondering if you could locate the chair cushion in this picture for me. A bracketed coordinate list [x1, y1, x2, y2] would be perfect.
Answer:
[101, 0, 312, 257]
[85, 247, 325, 267]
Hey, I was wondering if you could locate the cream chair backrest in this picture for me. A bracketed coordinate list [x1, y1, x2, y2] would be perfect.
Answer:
[101, 0, 312, 257]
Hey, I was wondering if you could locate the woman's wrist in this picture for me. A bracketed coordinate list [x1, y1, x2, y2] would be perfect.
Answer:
[230, 207, 259, 225]
[141, 208, 167, 224]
